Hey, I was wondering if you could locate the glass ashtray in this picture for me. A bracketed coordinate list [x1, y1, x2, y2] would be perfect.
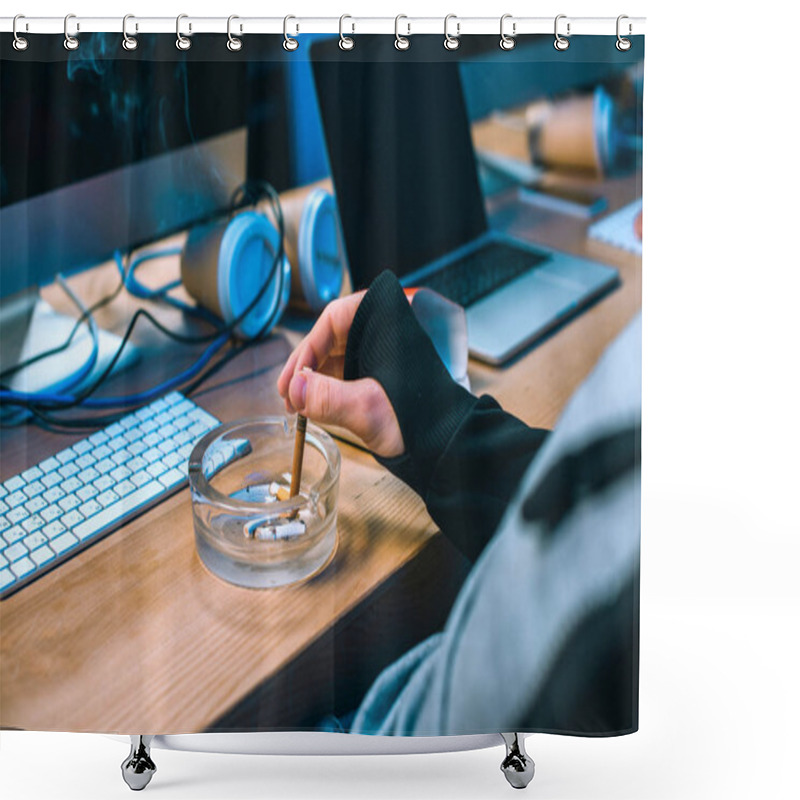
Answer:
[188, 417, 341, 588]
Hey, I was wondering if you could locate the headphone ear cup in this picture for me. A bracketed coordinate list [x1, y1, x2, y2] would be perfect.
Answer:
[295, 189, 346, 313]
[182, 211, 291, 339]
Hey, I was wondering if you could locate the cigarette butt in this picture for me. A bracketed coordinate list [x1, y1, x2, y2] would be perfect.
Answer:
[276, 486, 291, 502]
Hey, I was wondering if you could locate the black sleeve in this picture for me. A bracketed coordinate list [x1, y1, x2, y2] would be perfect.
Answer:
[344, 271, 549, 562]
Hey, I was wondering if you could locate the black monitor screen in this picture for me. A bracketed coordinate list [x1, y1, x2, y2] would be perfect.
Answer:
[311, 38, 487, 290]
[0, 35, 290, 299]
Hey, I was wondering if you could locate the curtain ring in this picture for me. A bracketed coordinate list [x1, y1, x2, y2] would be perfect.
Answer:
[122, 14, 138, 51]
[12, 14, 29, 51]
[339, 15, 354, 50]
[616, 14, 632, 51]
[176, 13, 192, 50]
[63, 13, 79, 51]
[444, 14, 460, 50]
[283, 15, 299, 51]
[227, 15, 242, 51]
[394, 15, 410, 51]
[500, 14, 516, 50]
[554, 14, 570, 51]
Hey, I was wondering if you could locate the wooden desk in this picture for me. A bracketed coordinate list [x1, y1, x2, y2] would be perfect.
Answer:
[0, 170, 641, 734]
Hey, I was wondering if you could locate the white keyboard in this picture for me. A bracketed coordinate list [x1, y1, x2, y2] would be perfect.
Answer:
[587, 199, 643, 256]
[0, 392, 221, 600]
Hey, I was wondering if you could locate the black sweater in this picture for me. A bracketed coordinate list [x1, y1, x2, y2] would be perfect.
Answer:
[343, 271, 550, 563]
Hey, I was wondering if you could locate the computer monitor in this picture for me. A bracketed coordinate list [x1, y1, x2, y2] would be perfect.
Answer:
[0, 34, 291, 381]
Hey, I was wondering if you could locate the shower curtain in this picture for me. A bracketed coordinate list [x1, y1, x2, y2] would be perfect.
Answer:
[0, 28, 643, 739]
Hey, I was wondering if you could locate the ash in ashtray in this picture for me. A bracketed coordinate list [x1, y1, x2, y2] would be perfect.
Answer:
[230, 482, 313, 541]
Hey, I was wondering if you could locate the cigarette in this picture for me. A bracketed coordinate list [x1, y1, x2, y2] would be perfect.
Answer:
[290, 414, 307, 500]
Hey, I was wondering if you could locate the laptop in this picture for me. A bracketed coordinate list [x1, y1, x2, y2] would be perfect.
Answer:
[311, 45, 619, 365]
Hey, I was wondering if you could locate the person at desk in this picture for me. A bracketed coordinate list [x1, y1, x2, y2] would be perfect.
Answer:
[278, 272, 641, 736]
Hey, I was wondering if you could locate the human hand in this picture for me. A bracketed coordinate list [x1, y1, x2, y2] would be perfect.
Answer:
[277, 293, 405, 459]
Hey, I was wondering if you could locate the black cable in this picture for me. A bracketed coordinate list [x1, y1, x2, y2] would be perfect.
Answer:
[1, 182, 287, 422]
[0, 268, 125, 383]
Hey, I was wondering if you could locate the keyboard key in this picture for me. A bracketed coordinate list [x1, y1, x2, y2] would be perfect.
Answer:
[77, 484, 99, 502]
[0, 568, 15, 590]
[0, 516, 10, 533]
[58, 462, 79, 480]
[0, 485, 7, 500]
[3, 526, 26, 546]
[134, 403, 157, 422]
[120, 414, 139, 430]
[142, 448, 162, 465]
[79, 500, 102, 520]
[128, 457, 147, 473]
[43, 486, 66, 504]
[93, 444, 112, 461]
[73, 439, 92, 455]
[106, 422, 124, 438]
[131, 471, 152, 488]
[96, 490, 119, 508]
[93, 475, 115, 493]
[75, 453, 96, 470]
[61, 510, 84, 529]
[21, 466, 44, 483]
[147, 462, 167, 479]
[41, 505, 63, 523]
[7, 507, 28, 525]
[73, 481, 162, 541]
[55, 447, 78, 465]
[157, 438, 178, 455]
[123, 427, 143, 444]
[164, 451, 184, 469]
[128, 441, 147, 456]
[108, 436, 127, 453]
[23, 530, 48, 552]
[164, 391, 183, 406]
[30, 545, 56, 567]
[42, 472, 62, 489]
[61, 477, 82, 494]
[24, 496, 47, 515]
[158, 468, 185, 490]
[6, 491, 28, 509]
[4, 475, 25, 493]
[43, 520, 67, 540]
[4, 542, 28, 563]
[23, 480, 45, 499]
[21, 515, 45, 534]
[80, 466, 100, 485]
[39, 457, 61, 474]
[115, 480, 136, 498]
[189, 408, 219, 430]
[0, 500, 8, 516]
[50, 532, 79, 555]
[111, 450, 130, 466]
[95, 458, 116, 475]
[10, 556, 35, 579]
[140, 418, 158, 435]
[110, 465, 132, 482]
[58, 495, 80, 512]
[87, 429, 110, 446]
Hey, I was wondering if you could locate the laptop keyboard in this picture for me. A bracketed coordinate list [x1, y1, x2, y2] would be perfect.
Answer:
[418, 240, 551, 308]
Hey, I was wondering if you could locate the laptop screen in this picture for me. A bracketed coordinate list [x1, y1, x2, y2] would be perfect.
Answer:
[311, 39, 488, 290]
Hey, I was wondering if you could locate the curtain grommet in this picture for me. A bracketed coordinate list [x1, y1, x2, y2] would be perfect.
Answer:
[554, 14, 570, 51]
